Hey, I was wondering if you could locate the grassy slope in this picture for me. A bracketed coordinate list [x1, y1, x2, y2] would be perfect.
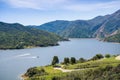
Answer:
[64, 57, 120, 69]
[0, 22, 63, 49]
[24, 57, 120, 80]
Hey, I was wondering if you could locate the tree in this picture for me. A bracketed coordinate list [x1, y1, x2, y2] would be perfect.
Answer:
[105, 54, 111, 58]
[91, 54, 104, 60]
[64, 57, 70, 64]
[52, 56, 59, 65]
[70, 57, 76, 64]
[79, 58, 86, 63]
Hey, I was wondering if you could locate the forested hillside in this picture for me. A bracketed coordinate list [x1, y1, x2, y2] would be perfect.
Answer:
[31, 9, 120, 40]
[0, 22, 63, 49]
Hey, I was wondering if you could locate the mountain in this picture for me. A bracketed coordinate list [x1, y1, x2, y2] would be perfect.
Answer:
[31, 9, 120, 39]
[0, 22, 63, 49]
[94, 9, 120, 38]
[104, 32, 120, 43]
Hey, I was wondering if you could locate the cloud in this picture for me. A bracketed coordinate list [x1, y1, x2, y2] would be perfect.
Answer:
[1, 0, 120, 11]
[2, 0, 68, 10]
[64, 0, 120, 11]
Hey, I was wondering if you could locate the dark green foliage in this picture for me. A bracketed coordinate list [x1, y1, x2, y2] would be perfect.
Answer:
[25, 67, 47, 77]
[70, 57, 76, 64]
[91, 54, 104, 60]
[52, 76, 60, 80]
[79, 58, 86, 63]
[52, 56, 59, 65]
[64, 57, 70, 65]
[0, 22, 63, 49]
[105, 54, 111, 58]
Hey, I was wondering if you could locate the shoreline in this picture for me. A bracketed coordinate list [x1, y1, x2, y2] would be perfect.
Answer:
[0, 38, 119, 50]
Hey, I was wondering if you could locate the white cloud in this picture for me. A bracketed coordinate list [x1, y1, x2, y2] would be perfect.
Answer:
[64, 0, 120, 11]
[2, 0, 120, 11]
[2, 0, 68, 10]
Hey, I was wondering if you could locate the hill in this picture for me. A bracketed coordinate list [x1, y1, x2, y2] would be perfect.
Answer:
[0, 22, 63, 49]
[104, 32, 120, 43]
[23, 54, 120, 80]
[31, 9, 120, 40]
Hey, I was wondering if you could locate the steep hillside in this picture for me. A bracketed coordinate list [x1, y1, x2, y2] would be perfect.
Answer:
[104, 32, 120, 43]
[31, 9, 120, 39]
[95, 9, 120, 38]
[0, 22, 63, 49]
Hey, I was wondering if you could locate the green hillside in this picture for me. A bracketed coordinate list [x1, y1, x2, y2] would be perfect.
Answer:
[31, 9, 120, 41]
[23, 54, 120, 80]
[0, 22, 63, 49]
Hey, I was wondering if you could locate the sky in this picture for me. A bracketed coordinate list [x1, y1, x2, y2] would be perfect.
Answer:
[0, 0, 120, 25]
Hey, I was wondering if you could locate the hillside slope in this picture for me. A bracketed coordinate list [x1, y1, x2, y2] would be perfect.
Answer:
[31, 9, 120, 39]
[0, 22, 63, 49]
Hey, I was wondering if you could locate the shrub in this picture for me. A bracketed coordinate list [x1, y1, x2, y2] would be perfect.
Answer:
[105, 54, 111, 58]
[70, 57, 76, 64]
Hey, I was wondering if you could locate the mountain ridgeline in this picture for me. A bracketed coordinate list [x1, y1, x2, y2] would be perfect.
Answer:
[0, 22, 64, 49]
[31, 9, 120, 42]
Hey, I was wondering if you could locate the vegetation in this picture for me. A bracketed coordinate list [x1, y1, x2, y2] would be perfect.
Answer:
[24, 54, 120, 80]
[79, 58, 86, 63]
[51, 56, 59, 65]
[0, 22, 64, 49]
[104, 33, 120, 43]
[63, 57, 70, 65]
[91, 54, 104, 60]
[105, 54, 111, 58]
[31, 9, 120, 41]
[70, 57, 76, 64]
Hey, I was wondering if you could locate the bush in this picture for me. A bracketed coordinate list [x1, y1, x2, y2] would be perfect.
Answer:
[91, 54, 104, 60]
[25, 67, 47, 77]
[79, 58, 86, 63]
[70, 57, 76, 64]
[105, 54, 111, 58]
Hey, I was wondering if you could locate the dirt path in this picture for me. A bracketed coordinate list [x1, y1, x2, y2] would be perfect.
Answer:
[115, 55, 120, 60]
[54, 67, 82, 72]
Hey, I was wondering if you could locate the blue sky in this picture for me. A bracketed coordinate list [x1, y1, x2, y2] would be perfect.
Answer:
[0, 0, 120, 25]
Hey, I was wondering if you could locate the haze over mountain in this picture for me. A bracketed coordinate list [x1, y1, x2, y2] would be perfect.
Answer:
[0, 22, 63, 49]
[31, 9, 120, 40]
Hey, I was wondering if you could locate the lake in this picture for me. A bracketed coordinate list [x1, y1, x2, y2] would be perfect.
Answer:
[0, 38, 120, 80]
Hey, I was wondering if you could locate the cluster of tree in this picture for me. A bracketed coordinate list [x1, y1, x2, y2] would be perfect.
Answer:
[90, 54, 112, 60]
[0, 22, 64, 49]
[51, 56, 88, 66]
[51, 54, 112, 66]
[63, 57, 77, 65]
[51, 56, 77, 66]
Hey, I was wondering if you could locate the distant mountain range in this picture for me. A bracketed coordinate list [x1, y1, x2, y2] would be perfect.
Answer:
[31, 9, 120, 40]
[0, 22, 63, 49]
[0, 9, 120, 49]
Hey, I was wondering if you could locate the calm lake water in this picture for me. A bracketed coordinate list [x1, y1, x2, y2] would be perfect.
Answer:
[0, 39, 120, 80]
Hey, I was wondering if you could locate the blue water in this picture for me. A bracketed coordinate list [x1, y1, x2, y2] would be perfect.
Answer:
[0, 39, 120, 80]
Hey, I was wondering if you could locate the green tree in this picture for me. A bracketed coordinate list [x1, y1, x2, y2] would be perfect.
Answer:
[79, 58, 86, 63]
[70, 57, 76, 64]
[64, 57, 70, 65]
[91, 54, 104, 60]
[52, 56, 59, 65]
[105, 54, 111, 58]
